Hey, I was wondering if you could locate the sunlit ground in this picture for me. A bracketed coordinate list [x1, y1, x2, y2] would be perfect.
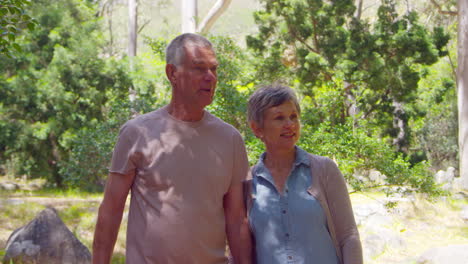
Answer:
[1, 179, 467, 264]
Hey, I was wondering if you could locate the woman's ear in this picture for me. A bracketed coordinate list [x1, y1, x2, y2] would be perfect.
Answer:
[250, 121, 263, 139]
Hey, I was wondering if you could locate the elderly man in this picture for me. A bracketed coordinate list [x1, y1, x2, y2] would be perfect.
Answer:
[92, 33, 252, 264]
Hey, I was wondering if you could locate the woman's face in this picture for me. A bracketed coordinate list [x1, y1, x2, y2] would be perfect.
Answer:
[253, 100, 301, 152]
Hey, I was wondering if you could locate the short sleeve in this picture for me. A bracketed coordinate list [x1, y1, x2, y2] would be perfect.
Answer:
[231, 131, 250, 186]
[109, 123, 137, 175]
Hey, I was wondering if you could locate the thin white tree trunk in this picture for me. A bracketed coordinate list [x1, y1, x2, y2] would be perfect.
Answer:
[197, 0, 231, 34]
[182, 0, 197, 33]
[458, 0, 468, 189]
[128, 0, 137, 56]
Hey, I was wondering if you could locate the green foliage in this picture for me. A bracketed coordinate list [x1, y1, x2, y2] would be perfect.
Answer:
[58, 52, 169, 190]
[298, 118, 439, 195]
[0, 0, 132, 185]
[207, 36, 257, 131]
[58, 101, 130, 191]
[0, 0, 451, 197]
[247, 0, 450, 153]
[0, 0, 38, 56]
[410, 57, 458, 170]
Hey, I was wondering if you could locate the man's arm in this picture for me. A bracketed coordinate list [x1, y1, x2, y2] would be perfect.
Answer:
[224, 179, 253, 264]
[92, 171, 135, 264]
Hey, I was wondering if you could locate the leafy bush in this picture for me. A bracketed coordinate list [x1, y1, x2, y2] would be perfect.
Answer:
[298, 118, 440, 196]
[58, 101, 130, 191]
[0, 0, 131, 186]
[410, 58, 458, 171]
[58, 53, 170, 190]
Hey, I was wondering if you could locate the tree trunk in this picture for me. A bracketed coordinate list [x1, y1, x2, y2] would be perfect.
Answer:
[458, 0, 468, 189]
[128, 0, 137, 56]
[392, 100, 409, 153]
[197, 0, 231, 34]
[356, 0, 363, 20]
[182, 0, 197, 33]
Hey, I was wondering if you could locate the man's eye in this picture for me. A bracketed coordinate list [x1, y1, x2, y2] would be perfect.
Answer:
[275, 116, 284, 120]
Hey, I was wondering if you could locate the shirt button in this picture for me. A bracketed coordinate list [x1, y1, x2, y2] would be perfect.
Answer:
[285, 233, 289, 237]
[288, 256, 293, 260]
[282, 210, 286, 214]
[286, 189, 289, 193]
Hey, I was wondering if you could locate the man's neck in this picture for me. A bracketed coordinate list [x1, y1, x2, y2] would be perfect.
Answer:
[167, 101, 205, 122]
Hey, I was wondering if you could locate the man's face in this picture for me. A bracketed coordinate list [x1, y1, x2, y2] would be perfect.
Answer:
[171, 45, 218, 109]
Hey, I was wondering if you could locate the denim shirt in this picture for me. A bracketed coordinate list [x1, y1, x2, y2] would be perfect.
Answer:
[249, 147, 339, 264]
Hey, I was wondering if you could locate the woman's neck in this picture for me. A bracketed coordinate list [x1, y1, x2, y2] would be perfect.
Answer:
[264, 147, 296, 170]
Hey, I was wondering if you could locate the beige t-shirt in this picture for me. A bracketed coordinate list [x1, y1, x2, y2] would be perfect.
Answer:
[110, 106, 249, 264]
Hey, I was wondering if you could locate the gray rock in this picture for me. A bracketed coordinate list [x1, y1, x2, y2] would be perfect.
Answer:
[1, 182, 19, 191]
[368, 169, 387, 184]
[3, 207, 91, 264]
[453, 178, 465, 192]
[461, 206, 468, 222]
[363, 233, 386, 259]
[417, 244, 468, 264]
[446, 166, 456, 178]
[362, 226, 405, 260]
[434, 168, 456, 191]
[353, 202, 387, 226]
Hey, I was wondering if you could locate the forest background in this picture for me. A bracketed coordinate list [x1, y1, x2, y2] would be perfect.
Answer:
[0, 0, 466, 262]
[0, 0, 460, 194]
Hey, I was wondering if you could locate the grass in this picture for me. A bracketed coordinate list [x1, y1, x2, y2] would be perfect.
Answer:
[0, 187, 128, 264]
[1, 186, 467, 263]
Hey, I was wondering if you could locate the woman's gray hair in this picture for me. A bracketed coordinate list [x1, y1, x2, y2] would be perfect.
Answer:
[166, 33, 214, 66]
[247, 84, 301, 127]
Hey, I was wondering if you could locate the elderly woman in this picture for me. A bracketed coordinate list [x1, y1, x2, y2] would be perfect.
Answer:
[244, 84, 363, 264]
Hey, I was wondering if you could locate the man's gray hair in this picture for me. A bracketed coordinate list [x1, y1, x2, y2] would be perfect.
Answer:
[166, 33, 214, 66]
[247, 84, 301, 127]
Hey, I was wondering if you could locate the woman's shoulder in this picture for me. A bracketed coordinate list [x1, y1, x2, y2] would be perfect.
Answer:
[303, 151, 335, 168]
[305, 152, 342, 182]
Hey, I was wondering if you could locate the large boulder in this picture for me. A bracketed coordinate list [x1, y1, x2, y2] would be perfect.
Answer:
[434, 167, 456, 191]
[3, 207, 91, 264]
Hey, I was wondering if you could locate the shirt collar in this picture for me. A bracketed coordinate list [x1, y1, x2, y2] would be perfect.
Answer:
[294, 146, 310, 167]
[254, 146, 310, 182]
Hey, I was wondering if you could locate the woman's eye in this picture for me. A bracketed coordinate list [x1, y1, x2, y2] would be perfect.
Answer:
[275, 116, 284, 120]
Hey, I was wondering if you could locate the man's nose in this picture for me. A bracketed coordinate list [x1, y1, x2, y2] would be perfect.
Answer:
[204, 69, 216, 82]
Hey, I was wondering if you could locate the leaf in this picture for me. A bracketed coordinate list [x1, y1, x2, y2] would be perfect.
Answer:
[0, 8, 8, 16]
[12, 42, 21, 52]
[27, 21, 35, 30]
[7, 6, 17, 14]
[7, 32, 15, 41]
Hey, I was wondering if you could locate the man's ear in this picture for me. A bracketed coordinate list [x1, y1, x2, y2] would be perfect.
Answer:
[165, 64, 177, 84]
[250, 121, 263, 139]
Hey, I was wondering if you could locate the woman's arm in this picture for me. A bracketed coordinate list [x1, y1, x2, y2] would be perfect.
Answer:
[323, 158, 363, 264]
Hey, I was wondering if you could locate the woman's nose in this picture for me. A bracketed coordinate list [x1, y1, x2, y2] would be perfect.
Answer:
[285, 118, 295, 127]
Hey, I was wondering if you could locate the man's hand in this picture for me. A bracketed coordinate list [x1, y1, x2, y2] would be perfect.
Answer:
[224, 180, 253, 264]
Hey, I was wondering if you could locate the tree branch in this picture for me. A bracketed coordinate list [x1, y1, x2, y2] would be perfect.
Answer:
[429, 0, 458, 16]
[138, 19, 150, 34]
